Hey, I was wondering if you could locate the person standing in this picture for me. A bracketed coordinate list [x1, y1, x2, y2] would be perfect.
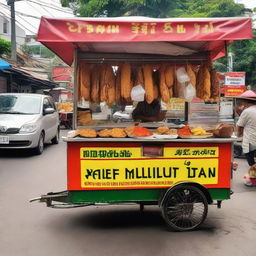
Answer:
[236, 98, 256, 166]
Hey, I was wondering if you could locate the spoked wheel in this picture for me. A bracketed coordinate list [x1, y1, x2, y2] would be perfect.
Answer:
[162, 185, 208, 231]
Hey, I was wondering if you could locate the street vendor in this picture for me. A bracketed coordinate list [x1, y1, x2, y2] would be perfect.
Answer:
[131, 85, 165, 122]
[236, 96, 256, 166]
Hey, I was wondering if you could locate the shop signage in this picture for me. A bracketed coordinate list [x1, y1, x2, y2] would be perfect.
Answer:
[224, 72, 246, 97]
[80, 147, 219, 189]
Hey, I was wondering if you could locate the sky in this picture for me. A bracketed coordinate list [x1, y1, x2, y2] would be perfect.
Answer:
[236, 0, 256, 9]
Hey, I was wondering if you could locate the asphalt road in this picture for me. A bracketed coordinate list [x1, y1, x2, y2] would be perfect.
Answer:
[1, 132, 256, 256]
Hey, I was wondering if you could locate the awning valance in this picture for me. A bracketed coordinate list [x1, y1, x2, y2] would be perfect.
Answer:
[37, 17, 253, 65]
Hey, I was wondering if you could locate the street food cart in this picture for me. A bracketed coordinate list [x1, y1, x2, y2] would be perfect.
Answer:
[31, 17, 252, 231]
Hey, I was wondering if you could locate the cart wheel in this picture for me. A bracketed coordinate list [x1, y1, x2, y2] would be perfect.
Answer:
[161, 185, 208, 231]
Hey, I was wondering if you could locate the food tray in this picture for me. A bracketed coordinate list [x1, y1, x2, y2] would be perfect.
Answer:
[153, 134, 178, 139]
[179, 134, 213, 139]
[128, 135, 155, 140]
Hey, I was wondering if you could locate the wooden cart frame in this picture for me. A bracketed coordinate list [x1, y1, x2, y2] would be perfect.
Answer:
[31, 17, 252, 231]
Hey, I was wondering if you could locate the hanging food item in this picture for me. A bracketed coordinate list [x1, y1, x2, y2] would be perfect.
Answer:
[172, 77, 179, 98]
[105, 65, 116, 105]
[186, 64, 196, 87]
[99, 64, 116, 105]
[121, 63, 132, 101]
[196, 64, 211, 100]
[210, 68, 220, 101]
[202, 65, 211, 101]
[100, 64, 108, 102]
[165, 65, 174, 88]
[153, 70, 160, 100]
[135, 66, 144, 87]
[78, 62, 91, 101]
[159, 65, 170, 103]
[143, 64, 154, 104]
[115, 66, 122, 104]
[91, 65, 100, 103]
[196, 65, 203, 98]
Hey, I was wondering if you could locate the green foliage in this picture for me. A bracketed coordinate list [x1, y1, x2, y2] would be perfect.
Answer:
[180, 0, 245, 17]
[22, 44, 55, 58]
[0, 37, 11, 56]
[61, 0, 246, 18]
[61, 0, 255, 85]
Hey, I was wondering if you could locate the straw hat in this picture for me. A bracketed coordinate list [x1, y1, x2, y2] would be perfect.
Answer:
[236, 90, 256, 101]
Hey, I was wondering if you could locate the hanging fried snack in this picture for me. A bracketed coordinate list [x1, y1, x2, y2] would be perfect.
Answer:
[153, 84, 159, 100]
[100, 64, 116, 105]
[196, 65, 203, 99]
[78, 62, 91, 101]
[143, 64, 154, 104]
[153, 70, 160, 100]
[91, 65, 100, 103]
[210, 68, 220, 101]
[165, 65, 174, 88]
[105, 65, 116, 105]
[159, 65, 170, 103]
[100, 64, 108, 102]
[196, 64, 211, 100]
[202, 65, 211, 100]
[135, 66, 144, 87]
[186, 64, 196, 87]
[121, 63, 132, 101]
[172, 71, 179, 98]
[115, 66, 122, 104]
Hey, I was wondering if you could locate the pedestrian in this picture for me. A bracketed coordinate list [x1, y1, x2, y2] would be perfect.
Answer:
[236, 97, 256, 166]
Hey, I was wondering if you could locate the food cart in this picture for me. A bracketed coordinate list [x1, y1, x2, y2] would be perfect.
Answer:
[31, 17, 252, 231]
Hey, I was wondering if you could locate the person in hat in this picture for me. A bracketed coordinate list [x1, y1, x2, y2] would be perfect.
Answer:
[236, 97, 256, 167]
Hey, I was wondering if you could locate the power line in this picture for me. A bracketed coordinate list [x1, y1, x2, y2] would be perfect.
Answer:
[25, 0, 73, 14]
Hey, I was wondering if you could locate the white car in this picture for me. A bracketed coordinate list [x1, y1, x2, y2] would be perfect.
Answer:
[0, 93, 60, 155]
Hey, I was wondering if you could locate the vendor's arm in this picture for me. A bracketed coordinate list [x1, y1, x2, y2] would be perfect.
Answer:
[236, 109, 247, 137]
[236, 126, 244, 137]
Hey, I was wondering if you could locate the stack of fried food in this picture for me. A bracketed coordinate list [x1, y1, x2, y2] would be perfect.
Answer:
[156, 126, 177, 135]
[190, 127, 212, 136]
[77, 62, 220, 106]
[76, 128, 97, 138]
[57, 102, 73, 112]
[178, 125, 212, 137]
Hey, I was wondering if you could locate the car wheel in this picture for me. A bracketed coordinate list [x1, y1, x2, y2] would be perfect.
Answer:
[34, 132, 44, 155]
[51, 128, 60, 144]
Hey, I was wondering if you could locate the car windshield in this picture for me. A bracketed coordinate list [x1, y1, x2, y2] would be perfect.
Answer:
[0, 95, 41, 114]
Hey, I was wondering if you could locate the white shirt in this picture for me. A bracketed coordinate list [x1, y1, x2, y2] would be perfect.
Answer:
[237, 105, 256, 153]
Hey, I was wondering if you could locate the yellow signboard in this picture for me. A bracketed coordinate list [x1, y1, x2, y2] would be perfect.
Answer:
[80, 147, 218, 159]
[81, 158, 218, 189]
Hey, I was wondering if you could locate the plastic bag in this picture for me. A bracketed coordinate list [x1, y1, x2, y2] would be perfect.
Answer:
[184, 83, 196, 102]
[131, 84, 145, 102]
[176, 67, 190, 83]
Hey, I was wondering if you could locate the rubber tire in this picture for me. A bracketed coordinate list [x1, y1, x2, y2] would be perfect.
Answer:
[161, 185, 208, 231]
[34, 132, 44, 155]
[51, 128, 60, 144]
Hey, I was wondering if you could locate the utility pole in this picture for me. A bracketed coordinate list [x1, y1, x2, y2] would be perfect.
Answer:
[7, 0, 17, 62]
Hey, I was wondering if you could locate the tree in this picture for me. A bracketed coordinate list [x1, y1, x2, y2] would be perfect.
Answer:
[0, 37, 11, 56]
[213, 28, 256, 86]
[61, 0, 246, 18]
